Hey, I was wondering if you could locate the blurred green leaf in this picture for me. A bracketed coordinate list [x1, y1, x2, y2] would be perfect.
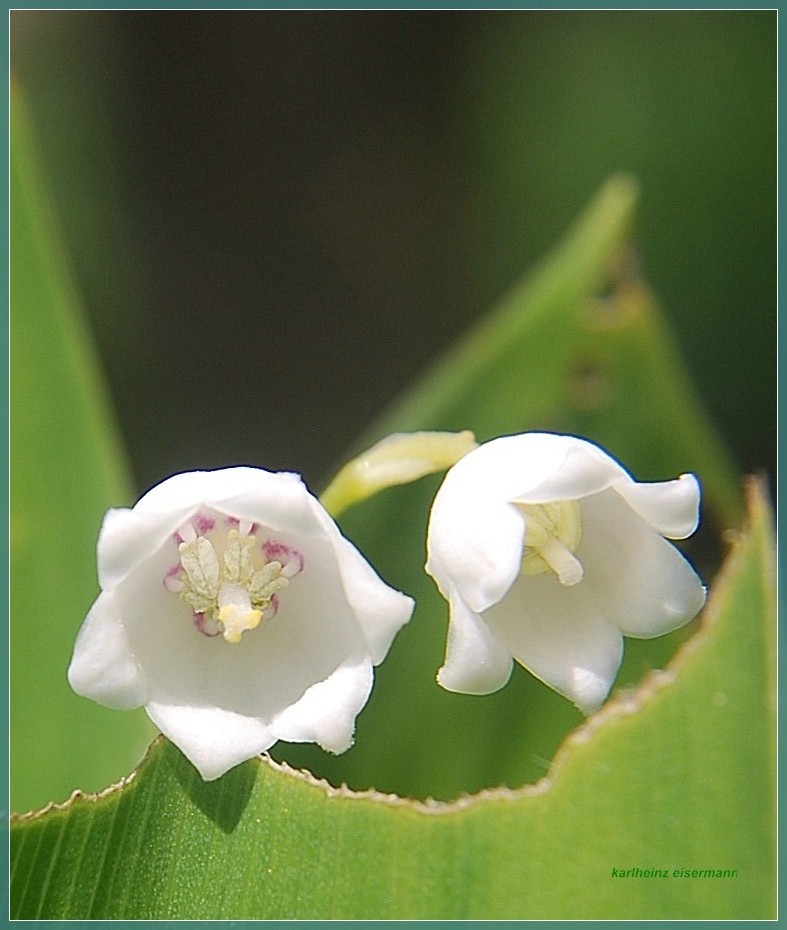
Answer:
[10, 84, 155, 813]
[352, 173, 741, 525]
[10, 478, 775, 919]
[276, 175, 743, 799]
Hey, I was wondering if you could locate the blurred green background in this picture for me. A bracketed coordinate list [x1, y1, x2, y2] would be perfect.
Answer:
[10, 10, 775, 809]
[11, 10, 775, 494]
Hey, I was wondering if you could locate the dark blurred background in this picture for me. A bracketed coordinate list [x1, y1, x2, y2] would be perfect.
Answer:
[11, 10, 776, 497]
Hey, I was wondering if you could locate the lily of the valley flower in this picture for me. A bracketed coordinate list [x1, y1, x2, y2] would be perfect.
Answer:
[425, 432, 706, 713]
[68, 467, 413, 780]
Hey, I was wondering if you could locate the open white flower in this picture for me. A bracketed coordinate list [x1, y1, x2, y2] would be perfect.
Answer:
[425, 432, 706, 713]
[68, 467, 413, 780]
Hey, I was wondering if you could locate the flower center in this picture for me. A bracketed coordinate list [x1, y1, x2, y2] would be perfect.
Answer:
[164, 518, 304, 643]
[518, 500, 583, 586]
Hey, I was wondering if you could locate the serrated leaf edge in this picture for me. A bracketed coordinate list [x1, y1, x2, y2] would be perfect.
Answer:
[12, 476, 767, 823]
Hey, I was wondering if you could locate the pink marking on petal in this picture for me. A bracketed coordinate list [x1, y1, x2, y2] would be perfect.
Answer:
[262, 594, 280, 621]
[163, 564, 184, 592]
[193, 612, 221, 637]
[262, 540, 304, 575]
[193, 513, 215, 535]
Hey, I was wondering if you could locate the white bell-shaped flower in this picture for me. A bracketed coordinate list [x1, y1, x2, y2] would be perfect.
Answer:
[425, 433, 706, 713]
[68, 467, 414, 780]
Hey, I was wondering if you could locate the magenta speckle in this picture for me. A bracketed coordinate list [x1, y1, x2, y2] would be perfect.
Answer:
[163, 564, 183, 591]
[193, 612, 221, 637]
[264, 594, 281, 620]
[193, 513, 215, 535]
[262, 540, 304, 575]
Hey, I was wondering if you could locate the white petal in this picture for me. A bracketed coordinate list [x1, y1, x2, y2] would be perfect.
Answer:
[427, 492, 525, 615]
[297, 491, 414, 664]
[437, 585, 514, 694]
[425, 435, 562, 614]
[507, 433, 628, 504]
[269, 652, 374, 753]
[146, 701, 276, 781]
[332, 538, 414, 664]
[426, 433, 627, 613]
[113, 467, 400, 699]
[99, 469, 293, 591]
[613, 473, 701, 539]
[213, 470, 335, 538]
[445, 432, 626, 503]
[135, 467, 285, 515]
[118, 535, 367, 722]
[577, 489, 707, 638]
[485, 573, 624, 714]
[67, 593, 148, 709]
[436, 433, 575, 500]
[136, 468, 324, 540]
[97, 506, 193, 590]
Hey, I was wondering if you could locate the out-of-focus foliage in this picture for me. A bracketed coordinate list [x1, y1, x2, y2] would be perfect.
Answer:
[460, 11, 775, 479]
[10, 87, 155, 813]
[9, 12, 774, 491]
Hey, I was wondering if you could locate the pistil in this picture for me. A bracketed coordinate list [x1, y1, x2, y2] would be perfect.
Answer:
[518, 500, 584, 586]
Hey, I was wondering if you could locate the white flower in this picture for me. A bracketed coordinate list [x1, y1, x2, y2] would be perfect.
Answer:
[68, 467, 413, 780]
[425, 433, 706, 713]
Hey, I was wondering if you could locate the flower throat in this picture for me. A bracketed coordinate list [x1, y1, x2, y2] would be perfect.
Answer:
[518, 500, 583, 586]
[164, 516, 304, 643]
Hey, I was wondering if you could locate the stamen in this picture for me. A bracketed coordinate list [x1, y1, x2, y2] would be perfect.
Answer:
[163, 520, 303, 643]
[518, 499, 584, 587]
[223, 530, 257, 586]
[248, 561, 289, 602]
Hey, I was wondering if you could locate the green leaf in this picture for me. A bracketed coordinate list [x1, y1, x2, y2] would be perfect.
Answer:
[275, 175, 743, 799]
[10, 478, 775, 919]
[348, 173, 741, 526]
[10, 85, 155, 813]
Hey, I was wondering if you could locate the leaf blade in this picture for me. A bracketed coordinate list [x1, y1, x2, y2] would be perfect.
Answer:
[11, 478, 775, 918]
[10, 84, 155, 812]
